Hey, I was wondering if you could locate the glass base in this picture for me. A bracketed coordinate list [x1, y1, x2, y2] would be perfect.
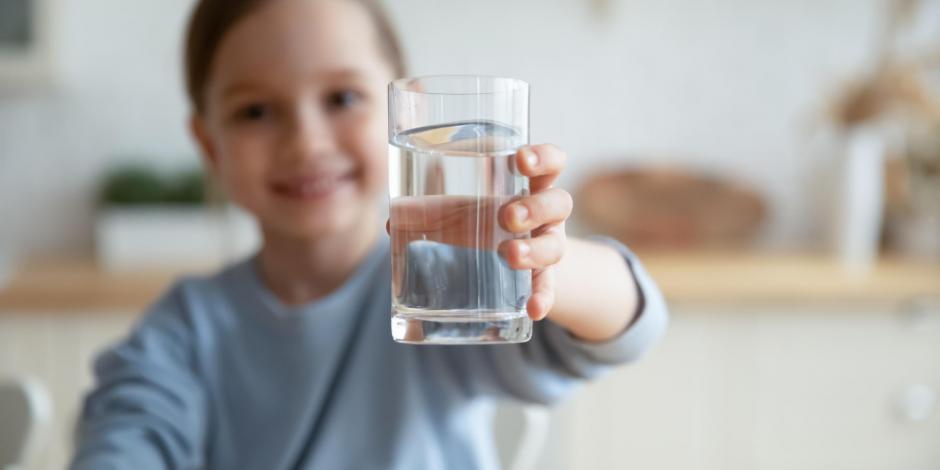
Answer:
[391, 309, 532, 345]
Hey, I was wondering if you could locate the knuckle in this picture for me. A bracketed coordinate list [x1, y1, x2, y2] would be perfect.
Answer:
[541, 235, 564, 265]
[523, 196, 544, 221]
[542, 143, 566, 166]
[540, 189, 572, 219]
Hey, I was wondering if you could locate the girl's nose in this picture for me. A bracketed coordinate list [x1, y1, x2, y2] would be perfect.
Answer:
[282, 105, 336, 164]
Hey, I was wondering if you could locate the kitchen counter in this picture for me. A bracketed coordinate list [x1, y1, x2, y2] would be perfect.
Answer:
[638, 252, 940, 306]
[1, 253, 938, 312]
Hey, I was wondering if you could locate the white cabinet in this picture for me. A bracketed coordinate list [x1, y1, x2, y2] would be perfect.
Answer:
[3, 303, 940, 470]
[547, 303, 940, 470]
[0, 312, 135, 470]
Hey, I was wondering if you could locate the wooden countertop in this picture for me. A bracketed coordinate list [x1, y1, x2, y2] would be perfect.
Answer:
[637, 252, 940, 306]
[0, 254, 938, 312]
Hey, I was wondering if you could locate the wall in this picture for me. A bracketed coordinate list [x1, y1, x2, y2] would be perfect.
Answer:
[0, 0, 197, 257]
[0, 0, 884, 257]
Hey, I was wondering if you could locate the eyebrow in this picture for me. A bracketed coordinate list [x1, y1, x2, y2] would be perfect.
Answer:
[325, 68, 371, 80]
[221, 82, 265, 101]
[220, 68, 374, 100]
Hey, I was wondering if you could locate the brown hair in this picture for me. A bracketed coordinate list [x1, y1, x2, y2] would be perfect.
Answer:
[184, 0, 406, 114]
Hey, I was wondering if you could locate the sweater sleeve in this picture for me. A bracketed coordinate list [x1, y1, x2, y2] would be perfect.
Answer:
[444, 237, 669, 404]
[69, 284, 208, 470]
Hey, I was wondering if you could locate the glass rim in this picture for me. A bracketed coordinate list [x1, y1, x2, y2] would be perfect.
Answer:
[389, 74, 529, 96]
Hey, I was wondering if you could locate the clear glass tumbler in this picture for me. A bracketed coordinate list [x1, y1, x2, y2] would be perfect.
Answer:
[388, 75, 532, 344]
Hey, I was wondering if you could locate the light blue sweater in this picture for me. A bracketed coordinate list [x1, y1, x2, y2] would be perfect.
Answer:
[70, 236, 667, 469]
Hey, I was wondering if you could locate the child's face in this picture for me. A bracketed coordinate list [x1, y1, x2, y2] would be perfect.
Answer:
[193, 0, 394, 241]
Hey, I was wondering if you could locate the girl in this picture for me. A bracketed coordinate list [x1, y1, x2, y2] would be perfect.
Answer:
[70, 0, 667, 468]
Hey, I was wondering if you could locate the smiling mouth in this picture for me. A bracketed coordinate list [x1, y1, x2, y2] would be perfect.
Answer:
[270, 171, 357, 200]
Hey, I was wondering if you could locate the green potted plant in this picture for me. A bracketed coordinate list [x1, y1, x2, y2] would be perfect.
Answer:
[95, 163, 258, 270]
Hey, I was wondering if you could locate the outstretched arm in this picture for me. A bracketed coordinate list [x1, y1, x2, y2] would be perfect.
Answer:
[497, 144, 639, 341]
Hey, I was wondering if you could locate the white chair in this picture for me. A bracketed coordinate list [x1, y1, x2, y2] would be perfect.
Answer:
[0, 377, 52, 470]
[494, 404, 552, 470]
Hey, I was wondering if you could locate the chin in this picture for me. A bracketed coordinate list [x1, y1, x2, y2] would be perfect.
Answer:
[267, 202, 375, 241]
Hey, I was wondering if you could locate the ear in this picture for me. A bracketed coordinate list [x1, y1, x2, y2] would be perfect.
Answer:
[190, 114, 220, 173]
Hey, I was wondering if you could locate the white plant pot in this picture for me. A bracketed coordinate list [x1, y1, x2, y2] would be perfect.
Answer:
[95, 205, 260, 271]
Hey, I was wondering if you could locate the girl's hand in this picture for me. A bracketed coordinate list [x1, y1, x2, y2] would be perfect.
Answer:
[499, 144, 572, 321]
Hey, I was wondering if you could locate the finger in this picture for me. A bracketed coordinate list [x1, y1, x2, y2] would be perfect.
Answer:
[516, 144, 566, 178]
[499, 188, 573, 233]
[527, 267, 555, 320]
[516, 144, 567, 191]
[385, 219, 390, 234]
[498, 227, 566, 270]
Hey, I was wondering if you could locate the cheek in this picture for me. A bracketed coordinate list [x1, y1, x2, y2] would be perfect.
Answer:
[367, 135, 388, 181]
[342, 114, 389, 188]
[363, 128, 390, 190]
[216, 134, 272, 198]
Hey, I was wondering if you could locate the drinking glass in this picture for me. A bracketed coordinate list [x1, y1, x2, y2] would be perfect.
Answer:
[388, 75, 532, 344]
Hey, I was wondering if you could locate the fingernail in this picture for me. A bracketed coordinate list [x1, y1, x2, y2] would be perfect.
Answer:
[517, 241, 530, 259]
[513, 204, 529, 223]
[523, 148, 538, 168]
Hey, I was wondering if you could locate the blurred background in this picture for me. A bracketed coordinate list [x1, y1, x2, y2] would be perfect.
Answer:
[0, 0, 938, 469]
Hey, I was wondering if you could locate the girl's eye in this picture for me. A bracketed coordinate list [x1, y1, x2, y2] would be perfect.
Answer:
[234, 103, 270, 122]
[326, 90, 363, 111]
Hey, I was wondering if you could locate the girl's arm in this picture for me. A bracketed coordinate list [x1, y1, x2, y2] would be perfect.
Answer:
[428, 233, 667, 405]
[548, 237, 640, 341]
[499, 144, 653, 341]
[70, 287, 207, 470]
[412, 144, 667, 403]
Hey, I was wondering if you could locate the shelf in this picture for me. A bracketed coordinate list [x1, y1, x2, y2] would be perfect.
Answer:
[1, 253, 938, 312]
